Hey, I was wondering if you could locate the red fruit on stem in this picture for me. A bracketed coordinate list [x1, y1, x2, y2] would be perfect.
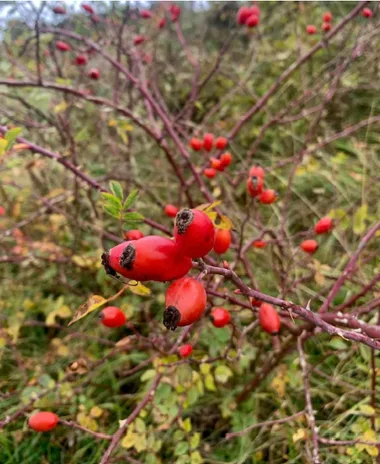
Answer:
[246, 15, 260, 28]
[362, 8, 373, 18]
[237, 6, 252, 25]
[56, 41, 71, 52]
[213, 229, 231, 254]
[170, 4, 181, 22]
[251, 297, 262, 307]
[204, 168, 217, 179]
[314, 217, 333, 234]
[102, 236, 192, 282]
[210, 157, 223, 171]
[164, 277, 206, 330]
[253, 240, 267, 249]
[124, 229, 144, 241]
[306, 25, 317, 35]
[215, 137, 227, 150]
[220, 152, 232, 168]
[82, 3, 94, 14]
[259, 303, 281, 335]
[323, 12, 333, 22]
[211, 307, 231, 328]
[140, 9, 152, 19]
[203, 133, 214, 152]
[249, 5, 261, 16]
[322, 22, 331, 32]
[301, 239, 318, 254]
[134, 35, 146, 46]
[249, 165, 265, 178]
[190, 138, 203, 151]
[259, 189, 277, 204]
[53, 5, 66, 14]
[100, 306, 126, 328]
[88, 68, 100, 79]
[247, 176, 264, 197]
[164, 204, 179, 218]
[174, 208, 215, 259]
[74, 55, 87, 65]
[29, 412, 59, 432]
[179, 344, 193, 357]
[158, 18, 166, 29]
[0, 206, 5, 216]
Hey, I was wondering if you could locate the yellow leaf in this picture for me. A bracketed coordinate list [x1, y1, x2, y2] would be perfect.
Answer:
[206, 212, 233, 230]
[0, 337, 6, 348]
[213, 187, 222, 198]
[54, 101, 68, 113]
[181, 418, 192, 432]
[68, 295, 106, 326]
[204, 374, 216, 391]
[133, 434, 147, 452]
[359, 405, 375, 416]
[76, 412, 98, 432]
[90, 406, 103, 418]
[293, 428, 307, 443]
[108, 119, 117, 127]
[12, 203, 21, 218]
[0, 138, 8, 156]
[190, 451, 203, 464]
[314, 271, 325, 286]
[121, 429, 138, 449]
[56, 305, 71, 318]
[196, 201, 222, 213]
[57, 344, 69, 357]
[128, 281, 151, 296]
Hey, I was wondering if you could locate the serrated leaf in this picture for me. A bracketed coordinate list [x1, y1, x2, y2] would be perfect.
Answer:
[181, 418, 192, 432]
[101, 192, 122, 208]
[110, 181, 123, 201]
[141, 369, 156, 382]
[353, 204, 368, 235]
[104, 204, 121, 219]
[214, 365, 233, 384]
[128, 281, 151, 296]
[123, 189, 139, 210]
[4, 127, 21, 150]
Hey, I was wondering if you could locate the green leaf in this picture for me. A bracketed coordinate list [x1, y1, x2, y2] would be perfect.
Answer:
[353, 204, 368, 235]
[123, 189, 139, 210]
[214, 365, 233, 384]
[205, 374, 216, 391]
[190, 432, 201, 449]
[4, 127, 21, 150]
[182, 418, 192, 432]
[140, 369, 156, 382]
[174, 442, 189, 456]
[109, 181, 123, 201]
[123, 212, 144, 223]
[101, 192, 122, 209]
[104, 204, 121, 219]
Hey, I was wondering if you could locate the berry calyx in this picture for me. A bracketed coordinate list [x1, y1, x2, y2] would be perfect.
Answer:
[246, 15, 260, 28]
[29, 412, 59, 432]
[190, 138, 203, 151]
[74, 55, 87, 66]
[323, 12, 332, 22]
[220, 152, 232, 168]
[210, 307, 231, 328]
[259, 303, 281, 335]
[314, 217, 333, 234]
[301, 239, 318, 254]
[124, 229, 144, 241]
[259, 189, 278, 204]
[322, 22, 331, 32]
[56, 41, 71, 52]
[203, 133, 214, 152]
[247, 176, 264, 197]
[362, 8, 373, 18]
[99, 306, 126, 328]
[164, 204, 179, 218]
[204, 168, 217, 179]
[215, 137, 228, 150]
[82, 3, 94, 14]
[164, 277, 207, 330]
[306, 25, 317, 35]
[213, 229, 231, 254]
[252, 240, 267, 249]
[88, 68, 100, 79]
[174, 208, 215, 258]
[251, 297, 262, 307]
[179, 344, 193, 357]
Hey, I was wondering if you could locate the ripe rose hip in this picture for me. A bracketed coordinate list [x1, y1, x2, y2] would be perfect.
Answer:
[100, 306, 126, 328]
[82, 3, 94, 14]
[215, 137, 227, 150]
[247, 176, 264, 197]
[88, 68, 100, 79]
[0, 206, 5, 216]
[140, 9, 152, 19]
[251, 297, 262, 307]
[301, 239, 318, 254]
[190, 138, 203, 151]
[322, 22, 331, 32]
[203, 133, 214, 152]
[56, 41, 71, 52]
[252, 240, 267, 249]
[362, 8, 373, 18]
[74, 55, 87, 65]
[164, 277, 206, 330]
[314, 217, 333, 234]
[249, 165, 265, 178]
[220, 152, 232, 168]
[124, 229, 144, 241]
[102, 236, 192, 282]
[237, 6, 252, 25]
[204, 168, 217, 179]
[249, 5, 261, 17]
[259, 303, 281, 335]
[246, 15, 260, 28]
[213, 229, 231, 254]
[306, 25, 317, 35]
[179, 344, 193, 357]
[259, 189, 277, 204]
[29, 412, 59, 432]
[53, 5, 66, 14]
[134, 35, 146, 46]
[170, 4, 181, 22]
[323, 12, 333, 22]
[211, 307, 231, 328]
[210, 157, 223, 171]
[164, 204, 179, 218]
[158, 18, 166, 29]
[174, 208, 215, 258]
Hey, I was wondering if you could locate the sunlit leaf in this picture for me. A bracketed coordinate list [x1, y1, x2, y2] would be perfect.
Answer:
[68, 295, 106, 326]
[353, 204, 368, 235]
[110, 181, 123, 201]
[4, 127, 21, 150]
[123, 189, 139, 210]
[128, 281, 151, 296]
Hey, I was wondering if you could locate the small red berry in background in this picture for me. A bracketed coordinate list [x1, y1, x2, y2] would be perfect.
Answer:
[252, 240, 267, 249]
[174, 208, 215, 258]
[88, 68, 100, 79]
[301, 239, 318, 254]
[249, 165, 265, 178]
[124, 229, 144, 241]
[250, 5, 261, 17]
[100, 306, 126, 328]
[204, 168, 217, 179]
[215, 136, 227, 150]
[211, 307, 231, 328]
[74, 55, 87, 66]
[259, 303, 281, 335]
[362, 8, 373, 18]
[247, 176, 264, 197]
[179, 344, 193, 358]
[203, 133, 214, 152]
[322, 12, 333, 22]
[306, 25, 317, 35]
[213, 229, 231, 254]
[0, 206, 5, 216]
[158, 18, 166, 29]
[246, 15, 260, 28]
[140, 9, 152, 19]
[210, 157, 223, 171]
[134, 35, 146, 46]
[53, 5, 66, 14]
[220, 152, 232, 168]
[164, 277, 206, 330]
[29, 412, 59, 432]
[170, 4, 181, 22]
[56, 41, 71, 52]
[322, 22, 331, 32]
[82, 3, 94, 14]
[259, 189, 277, 204]
[314, 217, 333, 234]
[236, 6, 252, 25]
[190, 138, 203, 151]
[251, 297, 262, 307]
[164, 204, 179, 218]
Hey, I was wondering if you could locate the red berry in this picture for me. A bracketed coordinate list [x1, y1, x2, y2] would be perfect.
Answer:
[74, 55, 87, 65]
[213, 229, 231, 254]
[164, 204, 179, 218]
[164, 277, 206, 330]
[103, 236, 192, 282]
[323, 12, 332, 22]
[252, 240, 267, 249]
[56, 41, 71, 52]
[158, 18, 166, 29]
[322, 22, 331, 32]
[362, 8, 373, 18]
[301, 239, 318, 254]
[237, 6, 252, 25]
[203, 133, 214, 152]
[251, 297, 262, 307]
[174, 208, 215, 259]
[88, 68, 99, 79]
[249, 165, 264, 178]
[259, 189, 277, 204]
[140, 9, 152, 19]
[190, 138, 203, 151]
[220, 152, 232, 168]
[134, 35, 146, 46]
[53, 5, 66, 14]
[259, 303, 281, 335]
[0, 206, 5, 216]
[210, 157, 223, 171]
[170, 4, 181, 22]
[100, 306, 126, 328]
[247, 176, 264, 197]
[314, 217, 333, 234]
[249, 5, 261, 17]
[29, 412, 59, 432]
[124, 229, 144, 241]
[246, 15, 260, 28]
[179, 344, 193, 357]
[204, 168, 217, 179]
[82, 3, 94, 14]
[211, 307, 231, 328]
[306, 25, 317, 35]
[215, 137, 228, 150]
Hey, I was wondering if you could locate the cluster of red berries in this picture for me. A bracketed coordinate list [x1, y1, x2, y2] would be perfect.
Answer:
[236, 4, 261, 28]
[54, 42, 100, 79]
[300, 216, 333, 254]
[246, 165, 277, 205]
[53, 4, 101, 22]
[190, 134, 232, 179]
[307, 8, 373, 35]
